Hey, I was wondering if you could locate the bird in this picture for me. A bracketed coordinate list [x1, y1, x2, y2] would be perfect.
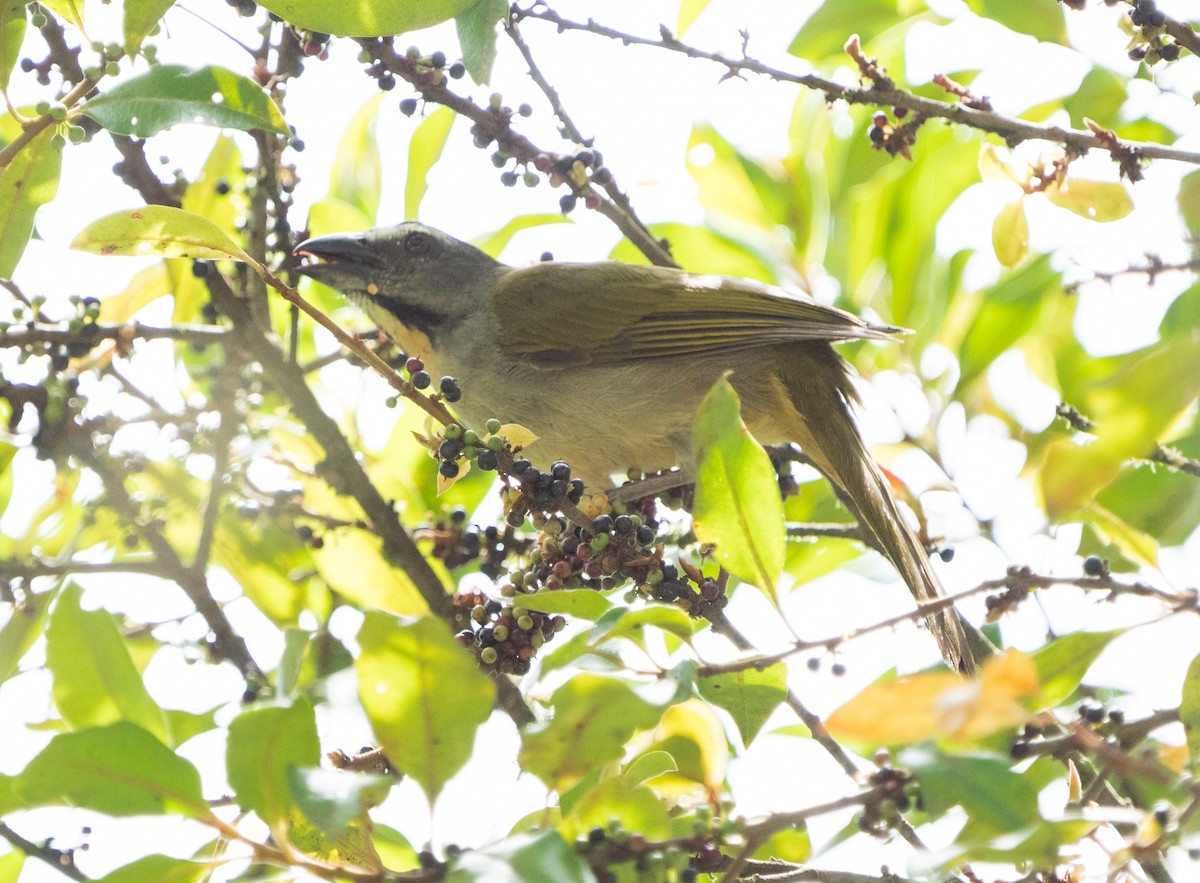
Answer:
[294, 222, 978, 673]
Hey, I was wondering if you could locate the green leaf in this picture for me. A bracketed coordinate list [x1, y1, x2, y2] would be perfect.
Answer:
[788, 0, 909, 62]
[1045, 179, 1132, 222]
[677, 0, 711, 35]
[991, 195, 1028, 268]
[0, 850, 24, 883]
[519, 674, 669, 788]
[0, 583, 58, 686]
[903, 747, 1040, 834]
[330, 95, 382, 222]
[956, 254, 1059, 392]
[81, 65, 288, 137]
[697, 663, 788, 746]
[516, 588, 612, 621]
[404, 105, 456, 220]
[278, 627, 310, 697]
[623, 750, 678, 787]
[570, 777, 671, 841]
[472, 212, 568, 256]
[1030, 629, 1123, 708]
[1178, 170, 1200, 241]
[226, 696, 320, 825]
[456, 0, 506, 85]
[0, 0, 25, 92]
[0, 121, 62, 277]
[590, 605, 698, 646]
[123, 0, 174, 54]
[287, 767, 392, 839]
[71, 204, 251, 262]
[46, 583, 168, 742]
[1042, 336, 1200, 518]
[691, 376, 784, 601]
[1184, 651, 1200, 768]
[964, 0, 1067, 44]
[14, 721, 206, 816]
[95, 855, 208, 883]
[171, 135, 246, 322]
[445, 831, 592, 883]
[163, 707, 219, 747]
[39, 0, 82, 29]
[356, 613, 494, 802]
[257, 0, 476, 37]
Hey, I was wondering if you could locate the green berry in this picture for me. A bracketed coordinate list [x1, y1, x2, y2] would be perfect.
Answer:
[462, 429, 480, 447]
[590, 533, 610, 552]
[49, 103, 66, 121]
[486, 418, 502, 434]
[479, 646, 498, 665]
[67, 125, 86, 144]
[49, 131, 65, 149]
[83, 65, 102, 80]
[105, 60, 120, 76]
[517, 615, 534, 631]
[444, 423, 462, 440]
[492, 624, 509, 642]
[486, 435, 503, 451]
[35, 100, 50, 115]
[30, 11, 46, 26]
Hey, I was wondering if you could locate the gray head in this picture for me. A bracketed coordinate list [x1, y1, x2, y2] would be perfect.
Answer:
[294, 222, 504, 342]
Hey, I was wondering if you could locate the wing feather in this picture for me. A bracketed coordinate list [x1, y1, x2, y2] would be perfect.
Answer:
[494, 261, 899, 366]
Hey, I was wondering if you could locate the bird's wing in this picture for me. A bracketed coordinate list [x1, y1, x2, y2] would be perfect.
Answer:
[492, 261, 901, 367]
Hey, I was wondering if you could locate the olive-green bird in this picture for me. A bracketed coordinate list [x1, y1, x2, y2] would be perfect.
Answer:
[296, 222, 977, 673]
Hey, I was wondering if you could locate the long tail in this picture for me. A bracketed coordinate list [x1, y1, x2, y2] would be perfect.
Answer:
[777, 345, 977, 674]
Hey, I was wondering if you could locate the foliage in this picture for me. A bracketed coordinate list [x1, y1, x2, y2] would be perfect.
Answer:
[1, 1, 1199, 882]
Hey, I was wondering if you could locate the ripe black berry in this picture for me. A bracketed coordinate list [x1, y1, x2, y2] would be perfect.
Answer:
[635, 525, 656, 546]
[399, 98, 419, 115]
[411, 370, 431, 389]
[477, 450, 498, 471]
[1083, 555, 1104, 576]
[591, 514, 613, 534]
[439, 460, 459, 478]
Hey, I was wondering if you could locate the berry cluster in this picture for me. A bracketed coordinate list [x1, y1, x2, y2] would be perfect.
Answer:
[1126, 0, 1182, 63]
[579, 819, 724, 882]
[504, 458, 586, 521]
[437, 419, 507, 479]
[382, 47, 464, 106]
[984, 564, 1035, 621]
[1009, 701, 1126, 760]
[451, 590, 566, 675]
[858, 763, 920, 836]
[425, 506, 516, 578]
[222, 0, 258, 17]
[531, 149, 611, 214]
[867, 108, 920, 159]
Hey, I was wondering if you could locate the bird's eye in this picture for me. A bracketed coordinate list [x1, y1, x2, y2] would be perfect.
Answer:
[404, 231, 435, 257]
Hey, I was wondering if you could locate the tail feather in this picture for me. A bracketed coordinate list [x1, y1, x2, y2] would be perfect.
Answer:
[776, 345, 976, 674]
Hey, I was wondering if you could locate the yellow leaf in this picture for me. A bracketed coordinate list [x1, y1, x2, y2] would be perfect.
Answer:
[827, 650, 1038, 745]
[992, 196, 1029, 268]
[1045, 178, 1133, 222]
[499, 423, 539, 449]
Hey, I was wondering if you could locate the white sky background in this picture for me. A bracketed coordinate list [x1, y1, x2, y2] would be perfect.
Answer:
[4, 0, 1200, 880]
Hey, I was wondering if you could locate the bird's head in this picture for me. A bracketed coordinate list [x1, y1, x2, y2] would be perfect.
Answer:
[293, 222, 503, 344]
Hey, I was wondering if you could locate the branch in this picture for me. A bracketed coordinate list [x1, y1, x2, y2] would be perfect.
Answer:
[0, 821, 88, 882]
[0, 322, 230, 349]
[514, 5, 1200, 171]
[74, 443, 267, 683]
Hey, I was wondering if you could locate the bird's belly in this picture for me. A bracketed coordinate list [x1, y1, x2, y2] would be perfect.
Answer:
[442, 352, 793, 488]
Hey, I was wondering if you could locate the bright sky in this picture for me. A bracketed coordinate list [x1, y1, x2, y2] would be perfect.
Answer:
[5, 1, 1200, 880]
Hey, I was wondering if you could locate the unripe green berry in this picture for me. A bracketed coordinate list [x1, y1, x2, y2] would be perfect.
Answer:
[462, 429, 480, 447]
[105, 60, 120, 76]
[444, 423, 462, 440]
[486, 418, 501, 434]
[517, 615, 534, 631]
[35, 100, 51, 115]
[486, 435, 503, 451]
[83, 65, 102, 80]
[49, 131, 65, 149]
[479, 646, 498, 665]
[67, 125, 86, 144]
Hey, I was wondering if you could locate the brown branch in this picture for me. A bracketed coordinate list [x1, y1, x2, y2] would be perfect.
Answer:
[514, 5, 1200, 171]
[74, 443, 267, 684]
[1151, 445, 1200, 479]
[362, 39, 675, 268]
[0, 821, 89, 882]
[0, 323, 230, 348]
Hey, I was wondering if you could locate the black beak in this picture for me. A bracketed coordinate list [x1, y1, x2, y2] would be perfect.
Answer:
[293, 233, 385, 277]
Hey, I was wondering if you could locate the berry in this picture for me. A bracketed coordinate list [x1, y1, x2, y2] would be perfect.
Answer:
[517, 103, 532, 117]
[551, 461, 571, 480]
[438, 439, 463, 460]
[477, 450, 498, 471]
[512, 458, 531, 475]
[448, 62, 465, 79]
[439, 460, 460, 478]
[559, 193, 577, 214]
[406, 356, 424, 373]
[480, 646, 498, 665]
[591, 514, 613, 534]
[1083, 555, 1104, 576]
[636, 525, 656, 546]
[379, 74, 396, 91]
[500, 171, 519, 187]
[831, 662, 847, 677]
[430, 51, 446, 68]
[399, 98, 419, 116]
[411, 370, 431, 389]
[440, 375, 461, 399]
[486, 418, 502, 434]
[614, 515, 634, 535]
[939, 547, 955, 562]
